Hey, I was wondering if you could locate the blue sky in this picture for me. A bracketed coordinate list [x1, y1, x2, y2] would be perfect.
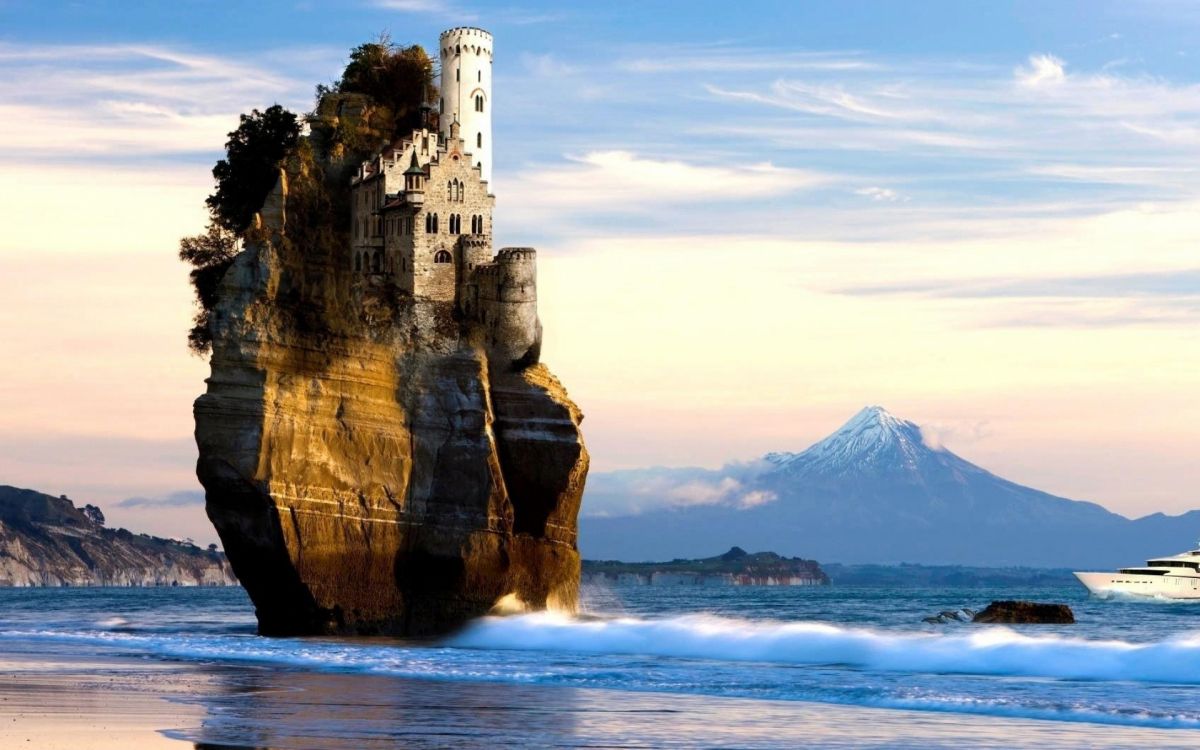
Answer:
[0, 1, 1197, 543]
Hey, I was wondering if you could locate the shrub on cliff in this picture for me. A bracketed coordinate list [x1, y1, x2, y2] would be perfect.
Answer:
[332, 38, 435, 138]
[206, 105, 302, 234]
[179, 223, 238, 354]
[309, 38, 437, 164]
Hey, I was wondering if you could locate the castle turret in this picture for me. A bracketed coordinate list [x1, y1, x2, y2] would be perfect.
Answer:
[476, 248, 540, 369]
[439, 27, 493, 187]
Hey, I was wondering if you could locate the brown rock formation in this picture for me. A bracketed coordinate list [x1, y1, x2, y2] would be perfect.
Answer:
[972, 600, 1075, 624]
[193, 182, 588, 636]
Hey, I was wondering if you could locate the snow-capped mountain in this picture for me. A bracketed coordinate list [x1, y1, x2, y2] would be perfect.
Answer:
[580, 407, 1200, 568]
[764, 405, 988, 482]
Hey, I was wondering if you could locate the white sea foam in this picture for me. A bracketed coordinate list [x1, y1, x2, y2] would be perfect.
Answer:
[7, 614, 1200, 729]
[450, 612, 1200, 685]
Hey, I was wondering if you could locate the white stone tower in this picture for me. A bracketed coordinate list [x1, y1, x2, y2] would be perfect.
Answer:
[439, 27, 493, 187]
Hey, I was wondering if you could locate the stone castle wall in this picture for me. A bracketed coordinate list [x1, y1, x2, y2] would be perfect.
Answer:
[475, 248, 540, 368]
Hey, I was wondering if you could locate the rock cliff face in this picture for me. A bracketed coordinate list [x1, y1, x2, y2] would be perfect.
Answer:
[0, 486, 235, 586]
[193, 190, 588, 636]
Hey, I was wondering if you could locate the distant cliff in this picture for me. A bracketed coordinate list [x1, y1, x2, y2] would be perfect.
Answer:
[0, 486, 235, 586]
[583, 547, 828, 586]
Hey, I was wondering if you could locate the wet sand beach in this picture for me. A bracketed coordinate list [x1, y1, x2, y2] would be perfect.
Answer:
[1, 649, 1199, 749]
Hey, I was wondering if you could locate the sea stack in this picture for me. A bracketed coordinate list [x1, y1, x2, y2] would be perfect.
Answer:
[193, 26, 589, 636]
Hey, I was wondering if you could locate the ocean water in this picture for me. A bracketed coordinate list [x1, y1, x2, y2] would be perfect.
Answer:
[2, 582, 1200, 739]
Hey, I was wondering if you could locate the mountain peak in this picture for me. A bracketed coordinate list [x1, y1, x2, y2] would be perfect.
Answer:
[844, 405, 906, 431]
[766, 406, 942, 478]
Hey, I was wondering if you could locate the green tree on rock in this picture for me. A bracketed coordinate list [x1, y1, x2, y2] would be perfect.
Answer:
[179, 223, 238, 354]
[337, 37, 435, 137]
[206, 105, 301, 234]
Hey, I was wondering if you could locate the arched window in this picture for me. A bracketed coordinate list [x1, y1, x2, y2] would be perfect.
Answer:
[475, 95, 484, 112]
[477, 132, 482, 149]
[372, 251, 381, 273]
[447, 180, 453, 200]
[432, 213, 438, 233]
[434, 250, 452, 264]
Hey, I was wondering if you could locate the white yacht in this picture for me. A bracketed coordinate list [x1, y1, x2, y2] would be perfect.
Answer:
[1075, 546, 1200, 599]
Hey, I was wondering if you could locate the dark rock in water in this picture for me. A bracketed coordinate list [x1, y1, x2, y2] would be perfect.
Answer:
[972, 600, 1075, 624]
[922, 608, 976, 624]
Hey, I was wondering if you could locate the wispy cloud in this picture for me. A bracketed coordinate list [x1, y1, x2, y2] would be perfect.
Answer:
[368, 0, 474, 18]
[582, 464, 777, 517]
[1015, 53, 1066, 87]
[835, 269, 1200, 329]
[855, 186, 901, 201]
[839, 269, 1200, 299]
[118, 491, 205, 509]
[0, 42, 329, 160]
[505, 150, 826, 216]
[620, 50, 879, 74]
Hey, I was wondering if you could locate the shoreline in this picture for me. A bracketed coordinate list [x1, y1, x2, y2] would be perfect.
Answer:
[0, 646, 1198, 748]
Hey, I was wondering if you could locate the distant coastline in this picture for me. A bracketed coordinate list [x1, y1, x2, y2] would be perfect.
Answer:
[583, 547, 829, 586]
[0, 485, 236, 587]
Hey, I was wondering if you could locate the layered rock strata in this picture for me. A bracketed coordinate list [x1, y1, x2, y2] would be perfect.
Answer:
[194, 204, 588, 636]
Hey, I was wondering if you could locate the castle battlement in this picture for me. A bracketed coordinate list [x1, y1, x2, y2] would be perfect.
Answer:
[496, 247, 536, 263]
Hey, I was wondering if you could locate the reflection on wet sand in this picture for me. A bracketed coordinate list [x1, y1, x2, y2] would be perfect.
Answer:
[177, 666, 1200, 750]
[1, 647, 1198, 749]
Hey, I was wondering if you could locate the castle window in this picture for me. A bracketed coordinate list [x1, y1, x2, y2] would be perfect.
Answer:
[447, 180, 453, 200]
[372, 251, 381, 273]
[475, 95, 484, 112]
[478, 70, 482, 82]
[354, 253, 361, 272]
[434, 250, 452, 264]
[456, 67, 460, 81]
[477, 132, 482, 148]
[432, 213, 438, 233]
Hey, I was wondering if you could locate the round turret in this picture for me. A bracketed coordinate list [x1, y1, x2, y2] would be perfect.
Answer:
[439, 27, 493, 187]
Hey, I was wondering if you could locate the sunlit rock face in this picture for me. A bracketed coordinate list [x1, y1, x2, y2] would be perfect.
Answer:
[193, 225, 588, 637]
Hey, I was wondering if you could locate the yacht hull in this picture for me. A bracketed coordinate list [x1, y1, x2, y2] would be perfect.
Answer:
[1074, 571, 1200, 599]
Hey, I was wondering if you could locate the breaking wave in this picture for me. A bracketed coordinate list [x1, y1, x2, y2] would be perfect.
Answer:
[7, 612, 1200, 729]
[451, 611, 1200, 685]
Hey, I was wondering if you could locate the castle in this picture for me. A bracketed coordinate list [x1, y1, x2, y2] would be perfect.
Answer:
[349, 27, 540, 368]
